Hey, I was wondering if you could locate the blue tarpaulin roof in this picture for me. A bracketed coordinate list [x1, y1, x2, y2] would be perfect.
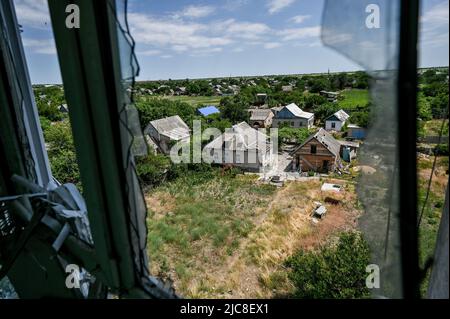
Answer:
[198, 105, 220, 116]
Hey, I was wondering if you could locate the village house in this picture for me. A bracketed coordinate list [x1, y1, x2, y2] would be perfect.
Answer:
[203, 122, 273, 172]
[175, 86, 187, 95]
[291, 128, 342, 173]
[272, 103, 314, 129]
[249, 109, 274, 128]
[325, 109, 349, 131]
[281, 85, 293, 92]
[319, 90, 340, 102]
[255, 93, 268, 106]
[144, 115, 190, 155]
[347, 124, 367, 139]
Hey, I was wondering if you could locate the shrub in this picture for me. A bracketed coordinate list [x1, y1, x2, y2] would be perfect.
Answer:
[285, 231, 371, 299]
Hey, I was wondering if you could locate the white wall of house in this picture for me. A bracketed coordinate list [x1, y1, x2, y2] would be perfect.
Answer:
[325, 120, 344, 131]
[205, 147, 271, 171]
[272, 117, 313, 129]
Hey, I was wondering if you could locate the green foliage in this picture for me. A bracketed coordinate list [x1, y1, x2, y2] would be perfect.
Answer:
[43, 121, 81, 187]
[349, 111, 370, 128]
[186, 80, 213, 96]
[136, 153, 171, 186]
[417, 93, 433, 121]
[39, 116, 51, 132]
[353, 71, 370, 89]
[135, 98, 197, 129]
[36, 99, 64, 122]
[338, 89, 369, 110]
[34, 85, 66, 122]
[308, 77, 329, 93]
[285, 231, 371, 299]
[278, 127, 312, 144]
[313, 103, 341, 123]
[220, 96, 249, 123]
[434, 144, 449, 155]
[429, 93, 449, 118]
[303, 94, 327, 109]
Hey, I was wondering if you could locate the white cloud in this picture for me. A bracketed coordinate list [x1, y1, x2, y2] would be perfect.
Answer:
[160, 55, 173, 59]
[278, 26, 321, 41]
[137, 49, 162, 56]
[267, 0, 296, 14]
[190, 47, 223, 57]
[289, 15, 311, 24]
[420, 0, 448, 27]
[264, 42, 282, 49]
[129, 13, 232, 51]
[420, 0, 449, 47]
[13, 0, 50, 29]
[174, 5, 215, 19]
[22, 38, 56, 54]
[213, 19, 271, 40]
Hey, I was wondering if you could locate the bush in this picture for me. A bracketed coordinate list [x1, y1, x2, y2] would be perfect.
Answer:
[43, 121, 81, 187]
[278, 127, 312, 144]
[434, 144, 449, 155]
[285, 231, 371, 299]
[136, 153, 171, 186]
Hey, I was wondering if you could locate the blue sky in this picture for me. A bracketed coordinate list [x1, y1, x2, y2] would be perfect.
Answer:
[14, 0, 449, 83]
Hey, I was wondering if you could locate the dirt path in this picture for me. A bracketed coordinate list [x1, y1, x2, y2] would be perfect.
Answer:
[207, 179, 360, 298]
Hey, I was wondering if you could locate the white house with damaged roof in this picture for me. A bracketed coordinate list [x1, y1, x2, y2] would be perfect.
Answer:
[144, 115, 190, 155]
[203, 122, 273, 171]
[325, 109, 349, 131]
[272, 103, 314, 129]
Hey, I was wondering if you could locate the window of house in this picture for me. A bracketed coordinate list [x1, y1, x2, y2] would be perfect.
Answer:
[331, 122, 336, 128]
[311, 144, 317, 154]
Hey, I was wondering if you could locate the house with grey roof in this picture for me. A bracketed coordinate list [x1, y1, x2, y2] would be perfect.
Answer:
[290, 128, 342, 173]
[319, 90, 340, 102]
[144, 115, 190, 155]
[203, 122, 273, 171]
[272, 103, 314, 129]
[249, 109, 274, 128]
[325, 109, 349, 131]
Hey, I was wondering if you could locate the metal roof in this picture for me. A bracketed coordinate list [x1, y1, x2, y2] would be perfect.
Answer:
[291, 128, 341, 157]
[326, 109, 349, 122]
[250, 109, 273, 121]
[198, 105, 220, 116]
[284, 103, 314, 119]
[148, 115, 190, 140]
[204, 122, 269, 151]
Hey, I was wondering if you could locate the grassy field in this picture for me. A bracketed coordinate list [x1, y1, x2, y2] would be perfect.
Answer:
[160, 95, 222, 107]
[145, 171, 361, 298]
[423, 119, 449, 136]
[417, 155, 449, 295]
[338, 89, 370, 110]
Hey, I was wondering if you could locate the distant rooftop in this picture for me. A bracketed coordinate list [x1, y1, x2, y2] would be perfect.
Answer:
[284, 103, 314, 119]
[198, 105, 220, 116]
[148, 115, 190, 140]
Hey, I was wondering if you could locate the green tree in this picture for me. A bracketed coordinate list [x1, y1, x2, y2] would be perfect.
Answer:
[43, 120, 81, 187]
[285, 231, 371, 299]
[220, 97, 249, 123]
